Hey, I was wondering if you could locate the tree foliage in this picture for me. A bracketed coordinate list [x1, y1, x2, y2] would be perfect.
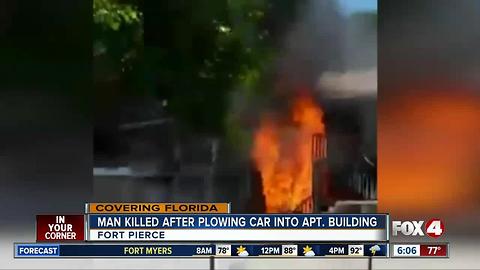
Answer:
[94, 0, 302, 136]
[94, 0, 141, 31]
[144, 0, 275, 133]
[93, 0, 143, 88]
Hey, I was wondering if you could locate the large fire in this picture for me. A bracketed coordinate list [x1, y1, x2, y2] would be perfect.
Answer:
[252, 93, 325, 213]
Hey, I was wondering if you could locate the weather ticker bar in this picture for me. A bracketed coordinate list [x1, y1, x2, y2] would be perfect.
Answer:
[14, 243, 388, 258]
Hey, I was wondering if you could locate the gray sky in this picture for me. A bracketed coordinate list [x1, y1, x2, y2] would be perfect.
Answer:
[338, 0, 377, 15]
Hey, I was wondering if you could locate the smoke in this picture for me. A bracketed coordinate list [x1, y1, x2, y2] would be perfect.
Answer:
[318, 68, 377, 98]
[274, 0, 345, 96]
[265, 0, 378, 99]
[232, 0, 378, 160]
[317, 2, 377, 99]
[229, 0, 347, 147]
[235, 0, 378, 145]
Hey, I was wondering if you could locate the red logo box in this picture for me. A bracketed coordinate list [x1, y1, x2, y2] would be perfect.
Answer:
[36, 215, 85, 242]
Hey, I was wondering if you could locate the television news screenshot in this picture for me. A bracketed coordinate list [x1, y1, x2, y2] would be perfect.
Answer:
[0, 0, 479, 269]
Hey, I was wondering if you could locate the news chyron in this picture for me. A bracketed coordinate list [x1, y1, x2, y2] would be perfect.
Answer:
[13, 202, 449, 259]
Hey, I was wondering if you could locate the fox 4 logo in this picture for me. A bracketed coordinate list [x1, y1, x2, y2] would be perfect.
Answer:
[392, 219, 445, 238]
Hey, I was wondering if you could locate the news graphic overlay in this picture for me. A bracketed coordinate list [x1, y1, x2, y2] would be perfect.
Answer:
[390, 218, 448, 258]
[87, 214, 388, 242]
[36, 215, 84, 242]
[85, 203, 230, 214]
[392, 218, 445, 238]
[12, 202, 451, 259]
[14, 243, 389, 258]
[391, 243, 449, 258]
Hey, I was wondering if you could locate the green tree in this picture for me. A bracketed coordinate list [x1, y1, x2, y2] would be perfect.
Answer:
[94, 0, 303, 138]
[93, 0, 143, 94]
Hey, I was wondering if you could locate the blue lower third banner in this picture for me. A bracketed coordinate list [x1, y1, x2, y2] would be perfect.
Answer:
[14, 243, 388, 257]
[87, 214, 388, 241]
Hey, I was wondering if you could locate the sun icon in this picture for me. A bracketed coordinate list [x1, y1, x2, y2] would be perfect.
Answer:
[303, 245, 315, 257]
[236, 245, 249, 256]
[237, 245, 246, 254]
[303, 245, 312, 254]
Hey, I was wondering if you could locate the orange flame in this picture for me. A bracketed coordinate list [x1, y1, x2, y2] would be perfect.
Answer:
[252, 94, 325, 212]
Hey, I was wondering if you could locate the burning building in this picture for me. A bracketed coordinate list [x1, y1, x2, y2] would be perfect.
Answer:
[252, 93, 325, 213]
[246, 0, 377, 214]
[250, 91, 376, 214]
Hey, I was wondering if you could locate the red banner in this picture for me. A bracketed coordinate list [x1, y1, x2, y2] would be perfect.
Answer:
[36, 215, 84, 242]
